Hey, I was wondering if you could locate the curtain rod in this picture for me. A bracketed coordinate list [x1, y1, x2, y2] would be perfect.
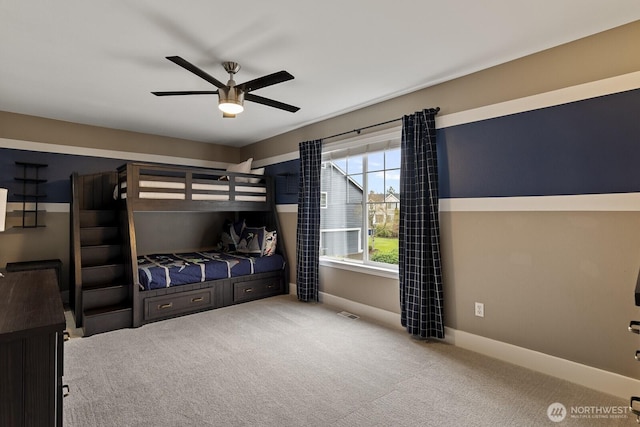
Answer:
[320, 107, 440, 143]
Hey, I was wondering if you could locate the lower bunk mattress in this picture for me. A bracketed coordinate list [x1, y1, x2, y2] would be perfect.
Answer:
[137, 251, 285, 290]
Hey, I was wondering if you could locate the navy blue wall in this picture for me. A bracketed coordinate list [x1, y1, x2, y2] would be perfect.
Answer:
[438, 88, 640, 198]
[0, 146, 302, 205]
[0, 149, 125, 203]
[265, 161, 299, 205]
[266, 88, 640, 202]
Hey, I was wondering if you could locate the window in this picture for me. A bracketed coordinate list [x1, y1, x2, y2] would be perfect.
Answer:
[319, 129, 401, 270]
[320, 191, 328, 208]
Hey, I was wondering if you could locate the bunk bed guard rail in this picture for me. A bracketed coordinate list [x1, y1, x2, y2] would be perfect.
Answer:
[117, 163, 273, 210]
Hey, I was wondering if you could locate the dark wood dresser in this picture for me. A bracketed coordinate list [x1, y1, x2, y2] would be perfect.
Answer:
[0, 269, 66, 427]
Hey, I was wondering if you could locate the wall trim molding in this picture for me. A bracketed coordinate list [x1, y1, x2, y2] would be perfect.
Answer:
[13, 195, 636, 216]
[6, 202, 69, 213]
[319, 292, 404, 331]
[0, 137, 228, 169]
[319, 291, 639, 400]
[444, 327, 640, 401]
[252, 151, 299, 168]
[437, 70, 640, 129]
[440, 192, 640, 212]
[252, 126, 403, 168]
[280, 192, 640, 213]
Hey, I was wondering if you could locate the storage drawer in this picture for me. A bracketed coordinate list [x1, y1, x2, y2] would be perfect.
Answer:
[233, 278, 283, 303]
[144, 288, 213, 321]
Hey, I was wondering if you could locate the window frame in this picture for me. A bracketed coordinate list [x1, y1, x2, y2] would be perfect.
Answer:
[320, 191, 328, 209]
[319, 126, 402, 277]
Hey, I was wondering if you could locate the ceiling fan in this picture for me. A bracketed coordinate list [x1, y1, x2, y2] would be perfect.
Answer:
[152, 56, 300, 118]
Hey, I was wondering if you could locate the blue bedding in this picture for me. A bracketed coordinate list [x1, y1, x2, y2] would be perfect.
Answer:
[137, 251, 285, 290]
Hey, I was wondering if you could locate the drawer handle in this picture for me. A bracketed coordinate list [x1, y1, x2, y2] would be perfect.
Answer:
[636, 350, 640, 361]
[244, 288, 254, 293]
[158, 303, 173, 310]
[267, 284, 276, 289]
[631, 396, 640, 420]
[191, 297, 204, 303]
[629, 321, 640, 334]
[62, 384, 70, 397]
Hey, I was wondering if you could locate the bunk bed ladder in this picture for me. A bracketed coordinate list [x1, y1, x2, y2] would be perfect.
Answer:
[70, 172, 133, 336]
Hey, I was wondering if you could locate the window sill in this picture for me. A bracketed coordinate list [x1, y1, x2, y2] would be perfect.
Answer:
[319, 258, 399, 280]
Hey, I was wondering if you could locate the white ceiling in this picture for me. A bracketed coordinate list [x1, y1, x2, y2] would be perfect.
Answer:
[1, 2, 639, 148]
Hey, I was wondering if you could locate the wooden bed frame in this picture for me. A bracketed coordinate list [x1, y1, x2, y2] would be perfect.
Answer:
[70, 162, 289, 335]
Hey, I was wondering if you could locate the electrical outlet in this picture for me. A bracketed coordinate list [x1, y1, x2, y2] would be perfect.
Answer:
[475, 302, 484, 318]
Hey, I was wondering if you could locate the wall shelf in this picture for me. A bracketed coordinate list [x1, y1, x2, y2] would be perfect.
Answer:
[14, 161, 48, 228]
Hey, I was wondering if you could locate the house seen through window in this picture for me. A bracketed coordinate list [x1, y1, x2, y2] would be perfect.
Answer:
[320, 140, 400, 269]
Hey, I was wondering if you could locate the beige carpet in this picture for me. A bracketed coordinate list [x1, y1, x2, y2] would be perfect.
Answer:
[63, 295, 634, 426]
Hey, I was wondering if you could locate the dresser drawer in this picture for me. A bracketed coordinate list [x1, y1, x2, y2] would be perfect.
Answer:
[233, 277, 283, 303]
[144, 288, 213, 321]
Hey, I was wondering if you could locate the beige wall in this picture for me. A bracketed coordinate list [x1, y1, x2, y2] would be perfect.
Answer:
[244, 20, 640, 379]
[441, 211, 640, 377]
[0, 212, 70, 288]
[276, 211, 298, 285]
[0, 111, 241, 162]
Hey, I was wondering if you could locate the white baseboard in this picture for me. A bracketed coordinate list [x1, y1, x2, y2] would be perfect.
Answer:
[317, 291, 640, 400]
[319, 291, 404, 331]
[444, 328, 640, 400]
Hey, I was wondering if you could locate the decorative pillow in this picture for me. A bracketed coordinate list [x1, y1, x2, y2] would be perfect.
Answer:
[236, 226, 267, 256]
[225, 158, 253, 183]
[226, 158, 252, 174]
[263, 230, 277, 256]
[248, 167, 265, 184]
[218, 218, 246, 252]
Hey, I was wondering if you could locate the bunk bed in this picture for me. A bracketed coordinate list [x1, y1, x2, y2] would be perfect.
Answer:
[70, 162, 289, 335]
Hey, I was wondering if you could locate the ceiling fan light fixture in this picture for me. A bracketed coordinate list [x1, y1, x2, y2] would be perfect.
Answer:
[153, 57, 299, 115]
[218, 85, 244, 115]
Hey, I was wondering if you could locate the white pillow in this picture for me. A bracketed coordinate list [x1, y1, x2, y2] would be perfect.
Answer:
[226, 158, 253, 174]
[248, 167, 265, 184]
[226, 158, 253, 182]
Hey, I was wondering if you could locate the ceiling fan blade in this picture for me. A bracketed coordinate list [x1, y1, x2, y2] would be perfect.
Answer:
[152, 91, 218, 96]
[237, 71, 294, 92]
[245, 93, 300, 113]
[166, 56, 226, 88]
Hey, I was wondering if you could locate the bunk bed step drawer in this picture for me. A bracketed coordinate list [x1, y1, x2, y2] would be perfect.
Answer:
[83, 305, 132, 336]
[80, 210, 117, 227]
[81, 244, 122, 267]
[144, 288, 213, 321]
[81, 264, 125, 286]
[233, 277, 284, 303]
[80, 226, 119, 246]
[83, 284, 129, 310]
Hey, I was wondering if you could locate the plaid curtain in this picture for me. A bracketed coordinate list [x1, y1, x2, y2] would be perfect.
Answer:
[399, 108, 444, 339]
[296, 139, 322, 302]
